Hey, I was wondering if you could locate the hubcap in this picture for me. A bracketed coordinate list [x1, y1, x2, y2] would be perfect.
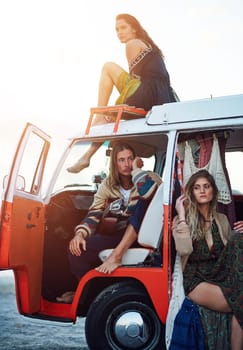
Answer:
[114, 311, 149, 348]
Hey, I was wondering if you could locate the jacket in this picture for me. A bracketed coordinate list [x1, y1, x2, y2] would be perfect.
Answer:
[75, 168, 162, 236]
[172, 212, 231, 270]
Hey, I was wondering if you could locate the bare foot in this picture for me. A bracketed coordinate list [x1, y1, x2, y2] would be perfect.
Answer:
[95, 257, 122, 274]
[67, 157, 90, 173]
[93, 114, 109, 125]
[56, 291, 75, 303]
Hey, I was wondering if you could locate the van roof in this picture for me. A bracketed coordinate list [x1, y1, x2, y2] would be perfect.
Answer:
[73, 94, 243, 140]
[147, 94, 243, 126]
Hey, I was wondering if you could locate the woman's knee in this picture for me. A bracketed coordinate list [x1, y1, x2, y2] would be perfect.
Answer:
[188, 283, 231, 312]
[101, 62, 124, 79]
[101, 62, 117, 73]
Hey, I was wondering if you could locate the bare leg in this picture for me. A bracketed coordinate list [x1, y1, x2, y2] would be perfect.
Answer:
[231, 315, 243, 350]
[95, 224, 137, 274]
[67, 142, 101, 173]
[188, 282, 231, 312]
[93, 62, 126, 124]
[188, 282, 243, 349]
[68, 62, 126, 173]
[98, 62, 125, 105]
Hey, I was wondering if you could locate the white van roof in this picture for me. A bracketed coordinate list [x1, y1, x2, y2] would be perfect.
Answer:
[147, 94, 243, 126]
[71, 94, 243, 140]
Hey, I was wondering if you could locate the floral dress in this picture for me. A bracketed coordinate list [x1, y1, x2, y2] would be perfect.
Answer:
[183, 220, 243, 349]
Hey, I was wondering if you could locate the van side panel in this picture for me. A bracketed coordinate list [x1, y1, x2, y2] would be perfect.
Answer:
[1, 196, 45, 314]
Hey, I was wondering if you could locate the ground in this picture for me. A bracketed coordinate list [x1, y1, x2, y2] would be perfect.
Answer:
[0, 271, 88, 350]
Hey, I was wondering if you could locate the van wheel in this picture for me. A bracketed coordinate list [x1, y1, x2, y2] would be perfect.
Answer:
[85, 281, 165, 350]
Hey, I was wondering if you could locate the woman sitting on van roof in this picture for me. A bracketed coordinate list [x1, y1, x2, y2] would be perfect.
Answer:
[67, 13, 176, 174]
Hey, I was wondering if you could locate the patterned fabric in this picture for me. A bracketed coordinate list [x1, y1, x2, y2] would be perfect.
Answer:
[129, 44, 152, 72]
[183, 136, 231, 204]
[166, 254, 185, 349]
[115, 71, 141, 106]
[183, 221, 243, 329]
[116, 46, 176, 111]
[198, 306, 232, 350]
[75, 168, 161, 236]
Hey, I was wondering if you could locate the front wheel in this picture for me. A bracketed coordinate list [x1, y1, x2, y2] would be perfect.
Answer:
[85, 281, 165, 350]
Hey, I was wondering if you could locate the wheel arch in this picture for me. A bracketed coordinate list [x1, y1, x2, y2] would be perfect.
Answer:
[84, 278, 166, 350]
[76, 276, 156, 317]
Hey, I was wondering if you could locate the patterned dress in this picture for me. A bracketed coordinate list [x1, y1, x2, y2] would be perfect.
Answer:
[183, 221, 243, 349]
[116, 45, 176, 111]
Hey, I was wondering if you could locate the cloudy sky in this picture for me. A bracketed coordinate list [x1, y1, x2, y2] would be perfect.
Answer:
[0, 0, 242, 182]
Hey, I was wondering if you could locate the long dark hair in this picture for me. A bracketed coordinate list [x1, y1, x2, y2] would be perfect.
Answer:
[184, 169, 218, 240]
[108, 142, 135, 187]
[116, 14, 164, 58]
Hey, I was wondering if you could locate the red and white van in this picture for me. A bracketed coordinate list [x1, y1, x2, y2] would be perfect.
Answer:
[0, 95, 243, 349]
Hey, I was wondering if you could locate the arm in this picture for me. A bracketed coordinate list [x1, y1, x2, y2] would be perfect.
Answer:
[74, 179, 112, 237]
[172, 217, 193, 256]
[69, 180, 114, 256]
[131, 157, 162, 200]
[125, 39, 147, 65]
[172, 195, 193, 257]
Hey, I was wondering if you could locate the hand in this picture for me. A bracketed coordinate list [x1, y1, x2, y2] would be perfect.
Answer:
[69, 230, 87, 256]
[175, 194, 187, 220]
[233, 221, 243, 233]
[132, 157, 144, 170]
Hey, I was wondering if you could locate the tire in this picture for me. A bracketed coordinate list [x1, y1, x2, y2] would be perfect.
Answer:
[85, 281, 165, 350]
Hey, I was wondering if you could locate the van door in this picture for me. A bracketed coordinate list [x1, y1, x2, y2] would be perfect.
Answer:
[0, 123, 50, 315]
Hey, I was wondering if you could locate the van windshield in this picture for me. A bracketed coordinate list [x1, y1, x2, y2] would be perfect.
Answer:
[51, 138, 158, 195]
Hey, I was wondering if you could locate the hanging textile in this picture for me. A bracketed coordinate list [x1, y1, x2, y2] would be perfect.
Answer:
[183, 135, 231, 204]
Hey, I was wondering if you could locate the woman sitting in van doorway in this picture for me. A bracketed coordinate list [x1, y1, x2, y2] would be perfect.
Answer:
[173, 169, 243, 350]
[57, 142, 161, 303]
[67, 13, 176, 173]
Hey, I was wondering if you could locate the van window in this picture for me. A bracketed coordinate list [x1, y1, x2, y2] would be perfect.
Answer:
[18, 132, 46, 193]
[226, 151, 243, 194]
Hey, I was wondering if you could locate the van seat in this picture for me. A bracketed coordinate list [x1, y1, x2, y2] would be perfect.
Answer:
[99, 184, 164, 265]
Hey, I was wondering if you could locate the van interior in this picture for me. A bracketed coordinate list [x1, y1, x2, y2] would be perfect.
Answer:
[41, 126, 243, 301]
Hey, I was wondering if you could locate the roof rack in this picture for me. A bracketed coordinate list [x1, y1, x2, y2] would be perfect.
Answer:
[85, 105, 147, 135]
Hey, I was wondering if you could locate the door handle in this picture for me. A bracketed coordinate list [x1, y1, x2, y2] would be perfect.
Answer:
[26, 223, 36, 229]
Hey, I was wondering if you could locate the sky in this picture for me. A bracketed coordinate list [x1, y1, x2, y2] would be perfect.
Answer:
[0, 0, 242, 184]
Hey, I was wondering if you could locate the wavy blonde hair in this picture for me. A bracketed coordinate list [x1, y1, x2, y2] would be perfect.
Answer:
[184, 170, 218, 240]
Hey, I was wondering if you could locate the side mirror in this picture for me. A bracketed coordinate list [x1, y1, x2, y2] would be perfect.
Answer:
[3, 175, 26, 191]
[92, 171, 107, 188]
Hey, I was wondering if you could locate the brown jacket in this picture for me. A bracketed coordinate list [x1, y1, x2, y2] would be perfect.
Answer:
[172, 212, 231, 270]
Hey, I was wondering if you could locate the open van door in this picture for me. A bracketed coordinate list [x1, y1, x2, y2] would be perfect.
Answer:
[0, 123, 50, 315]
